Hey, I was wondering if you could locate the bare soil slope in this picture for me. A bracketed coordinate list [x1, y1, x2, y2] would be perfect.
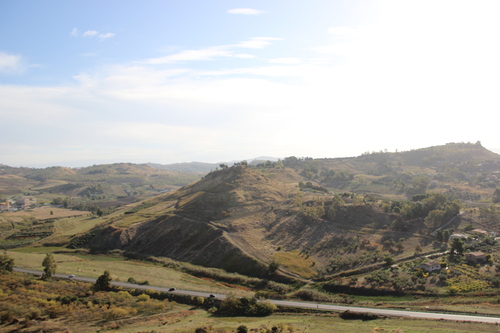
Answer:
[86, 166, 396, 279]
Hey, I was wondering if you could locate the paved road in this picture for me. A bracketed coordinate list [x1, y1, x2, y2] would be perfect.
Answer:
[13, 268, 500, 324]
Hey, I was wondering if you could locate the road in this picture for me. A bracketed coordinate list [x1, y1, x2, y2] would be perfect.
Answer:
[13, 267, 500, 324]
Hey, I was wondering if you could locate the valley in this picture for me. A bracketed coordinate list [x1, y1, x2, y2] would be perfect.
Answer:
[2, 142, 500, 332]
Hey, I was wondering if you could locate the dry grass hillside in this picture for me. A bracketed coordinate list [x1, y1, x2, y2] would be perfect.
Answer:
[4, 142, 500, 283]
[84, 165, 406, 280]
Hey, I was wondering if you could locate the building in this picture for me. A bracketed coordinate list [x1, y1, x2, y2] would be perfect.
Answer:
[421, 261, 441, 272]
[465, 251, 486, 264]
[16, 196, 37, 208]
[0, 201, 9, 211]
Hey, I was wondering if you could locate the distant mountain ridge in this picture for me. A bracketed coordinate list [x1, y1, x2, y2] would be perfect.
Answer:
[148, 156, 279, 174]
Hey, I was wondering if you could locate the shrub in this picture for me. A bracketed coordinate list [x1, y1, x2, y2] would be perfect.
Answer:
[340, 310, 379, 321]
[237, 324, 249, 333]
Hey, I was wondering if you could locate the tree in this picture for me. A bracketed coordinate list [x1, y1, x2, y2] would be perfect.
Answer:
[237, 325, 249, 333]
[268, 260, 280, 275]
[450, 237, 465, 255]
[414, 244, 423, 255]
[42, 253, 56, 279]
[442, 229, 451, 243]
[435, 229, 444, 242]
[493, 189, 500, 203]
[94, 270, 112, 291]
[384, 256, 395, 266]
[0, 254, 14, 274]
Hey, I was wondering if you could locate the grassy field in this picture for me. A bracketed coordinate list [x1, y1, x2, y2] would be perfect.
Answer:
[0, 206, 90, 221]
[65, 308, 500, 333]
[7, 248, 252, 297]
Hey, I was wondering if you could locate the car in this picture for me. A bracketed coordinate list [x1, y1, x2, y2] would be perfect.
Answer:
[209, 294, 216, 298]
[168, 287, 176, 291]
[68, 274, 75, 278]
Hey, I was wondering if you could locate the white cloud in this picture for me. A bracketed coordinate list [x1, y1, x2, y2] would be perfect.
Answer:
[83, 30, 98, 37]
[5, 0, 500, 167]
[227, 8, 264, 15]
[268, 58, 303, 65]
[0, 52, 25, 74]
[145, 47, 233, 64]
[80, 30, 115, 40]
[235, 37, 282, 49]
[327, 26, 365, 39]
[70, 28, 79, 37]
[99, 32, 115, 40]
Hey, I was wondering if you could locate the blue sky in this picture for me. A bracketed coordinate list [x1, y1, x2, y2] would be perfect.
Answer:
[1, 0, 500, 167]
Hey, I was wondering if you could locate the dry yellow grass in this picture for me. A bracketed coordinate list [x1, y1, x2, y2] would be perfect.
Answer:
[273, 250, 316, 279]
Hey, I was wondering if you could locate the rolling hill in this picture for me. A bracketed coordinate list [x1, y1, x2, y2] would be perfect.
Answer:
[3, 142, 500, 281]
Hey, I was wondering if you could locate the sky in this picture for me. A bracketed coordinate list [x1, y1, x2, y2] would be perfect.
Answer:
[1, 0, 500, 168]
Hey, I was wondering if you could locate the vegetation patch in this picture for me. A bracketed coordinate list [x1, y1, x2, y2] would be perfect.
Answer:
[272, 251, 316, 279]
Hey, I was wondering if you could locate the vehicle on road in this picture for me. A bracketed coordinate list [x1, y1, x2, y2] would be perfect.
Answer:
[168, 287, 176, 291]
[209, 294, 216, 298]
[68, 274, 75, 278]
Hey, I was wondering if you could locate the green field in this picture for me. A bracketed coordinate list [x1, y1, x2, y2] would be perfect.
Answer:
[8, 248, 252, 297]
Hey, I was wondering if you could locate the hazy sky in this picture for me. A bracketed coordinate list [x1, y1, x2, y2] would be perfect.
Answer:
[1, 0, 500, 167]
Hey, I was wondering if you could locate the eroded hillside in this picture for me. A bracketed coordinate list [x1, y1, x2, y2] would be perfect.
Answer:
[84, 165, 412, 280]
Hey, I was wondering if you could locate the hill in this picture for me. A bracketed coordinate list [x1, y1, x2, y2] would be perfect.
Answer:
[3, 142, 500, 281]
[0, 162, 200, 202]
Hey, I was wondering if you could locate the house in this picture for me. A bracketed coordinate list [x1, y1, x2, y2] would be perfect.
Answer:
[421, 261, 441, 272]
[16, 196, 37, 208]
[465, 251, 486, 264]
[450, 233, 469, 240]
[470, 229, 488, 236]
[0, 201, 9, 211]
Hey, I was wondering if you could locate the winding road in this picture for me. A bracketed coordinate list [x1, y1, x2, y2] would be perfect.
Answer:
[14, 267, 500, 324]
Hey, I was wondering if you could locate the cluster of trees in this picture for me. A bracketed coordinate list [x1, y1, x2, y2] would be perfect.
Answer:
[215, 296, 277, 316]
[79, 184, 104, 197]
[298, 181, 328, 193]
[364, 268, 427, 292]
[479, 204, 499, 227]
[435, 228, 454, 243]
[52, 196, 72, 208]
[254, 160, 284, 169]
[0, 255, 14, 273]
[294, 192, 347, 221]
[384, 193, 462, 228]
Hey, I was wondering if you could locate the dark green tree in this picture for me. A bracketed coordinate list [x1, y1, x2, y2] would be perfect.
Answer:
[493, 189, 500, 203]
[436, 229, 444, 242]
[237, 325, 248, 333]
[268, 260, 280, 275]
[450, 237, 465, 255]
[42, 253, 56, 279]
[384, 256, 395, 266]
[94, 270, 112, 291]
[0, 254, 14, 274]
[442, 229, 451, 243]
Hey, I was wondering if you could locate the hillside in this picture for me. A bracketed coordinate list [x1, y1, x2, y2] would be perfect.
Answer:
[79, 165, 409, 278]
[0, 163, 200, 207]
[3, 142, 500, 281]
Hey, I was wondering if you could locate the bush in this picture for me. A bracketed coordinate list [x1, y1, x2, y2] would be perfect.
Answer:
[216, 296, 277, 317]
[339, 310, 379, 321]
[237, 324, 249, 333]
